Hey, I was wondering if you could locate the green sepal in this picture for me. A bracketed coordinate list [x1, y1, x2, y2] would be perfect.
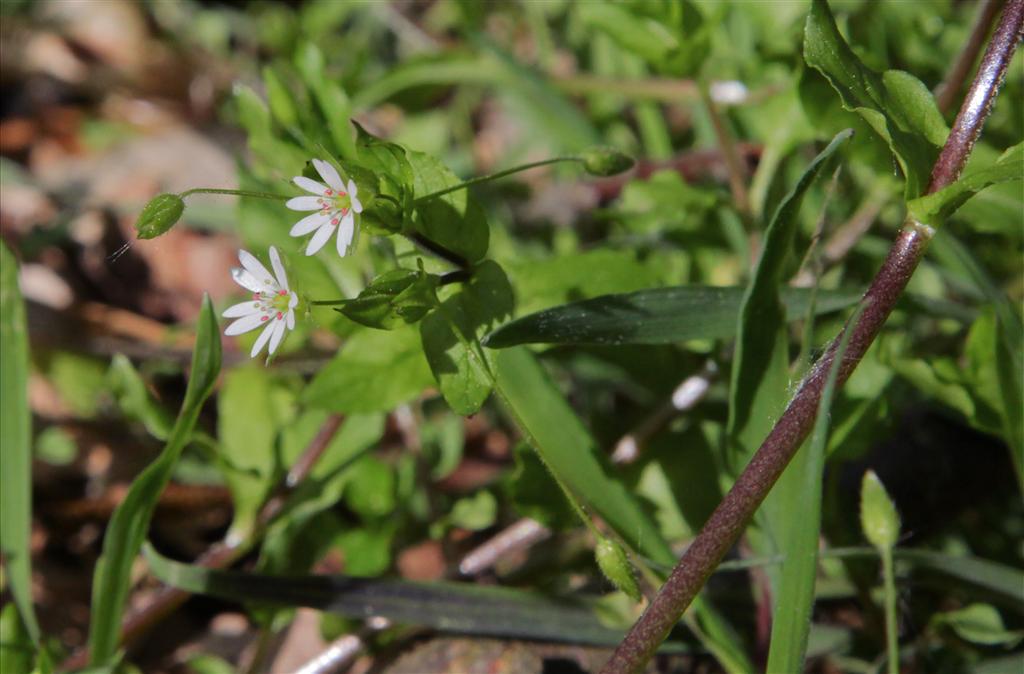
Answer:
[338, 267, 440, 330]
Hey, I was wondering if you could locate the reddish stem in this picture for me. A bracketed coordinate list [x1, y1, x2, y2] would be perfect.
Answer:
[600, 1, 1024, 671]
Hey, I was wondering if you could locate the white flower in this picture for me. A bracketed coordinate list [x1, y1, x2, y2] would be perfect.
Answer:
[223, 246, 298, 359]
[286, 159, 363, 257]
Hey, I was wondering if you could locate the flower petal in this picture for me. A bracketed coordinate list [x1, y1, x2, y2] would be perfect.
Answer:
[286, 308, 295, 330]
[350, 191, 363, 213]
[305, 222, 336, 255]
[231, 268, 263, 294]
[225, 311, 268, 336]
[293, 176, 328, 195]
[250, 319, 276, 358]
[223, 301, 261, 318]
[314, 159, 344, 191]
[288, 292, 298, 310]
[336, 212, 355, 257]
[267, 317, 287, 355]
[290, 210, 331, 237]
[268, 246, 288, 290]
[286, 196, 324, 211]
[238, 249, 275, 290]
[346, 179, 358, 198]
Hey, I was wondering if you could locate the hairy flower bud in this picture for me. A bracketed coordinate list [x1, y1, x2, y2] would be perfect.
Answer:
[580, 147, 635, 176]
[135, 194, 185, 240]
[595, 536, 641, 601]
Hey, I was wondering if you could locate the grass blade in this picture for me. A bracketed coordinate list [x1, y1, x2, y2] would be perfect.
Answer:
[87, 296, 222, 666]
[766, 302, 868, 672]
[144, 545, 640, 648]
[483, 286, 860, 347]
[0, 242, 41, 645]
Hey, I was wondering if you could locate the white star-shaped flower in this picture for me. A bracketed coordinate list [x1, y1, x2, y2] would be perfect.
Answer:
[286, 159, 363, 257]
[223, 246, 298, 359]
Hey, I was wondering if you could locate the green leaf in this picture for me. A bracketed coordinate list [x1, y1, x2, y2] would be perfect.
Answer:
[338, 268, 439, 330]
[334, 522, 396, 577]
[144, 544, 629, 646]
[35, 427, 77, 466]
[484, 285, 860, 347]
[218, 366, 280, 538]
[0, 242, 41, 645]
[908, 142, 1023, 227]
[804, 0, 946, 197]
[895, 549, 1024, 612]
[859, 470, 901, 551]
[258, 413, 385, 575]
[932, 603, 1023, 647]
[303, 325, 434, 413]
[420, 260, 513, 415]
[352, 121, 414, 189]
[134, 193, 185, 240]
[726, 129, 852, 475]
[408, 150, 490, 263]
[107, 354, 173, 440]
[88, 296, 222, 666]
[578, 0, 712, 77]
[262, 65, 299, 129]
[186, 654, 236, 674]
[293, 44, 356, 160]
[344, 456, 395, 519]
[449, 490, 498, 531]
[507, 442, 576, 530]
[930, 232, 1024, 487]
[767, 301, 866, 673]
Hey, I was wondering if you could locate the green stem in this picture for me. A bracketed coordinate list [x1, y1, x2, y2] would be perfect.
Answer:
[179, 188, 289, 201]
[414, 156, 582, 203]
[881, 546, 899, 674]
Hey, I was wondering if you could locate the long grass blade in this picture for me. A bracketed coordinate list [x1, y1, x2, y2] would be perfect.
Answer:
[766, 301, 869, 672]
[87, 297, 222, 666]
[0, 242, 41, 644]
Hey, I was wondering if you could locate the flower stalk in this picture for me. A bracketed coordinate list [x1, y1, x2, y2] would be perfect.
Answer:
[599, 2, 1024, 672]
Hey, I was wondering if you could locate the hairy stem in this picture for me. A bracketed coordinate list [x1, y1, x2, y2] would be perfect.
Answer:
[601, 2, 1023, 671]
[414, 156, 580, 203]
[179, 187, 288, 201]
[881, 545, 899, 674]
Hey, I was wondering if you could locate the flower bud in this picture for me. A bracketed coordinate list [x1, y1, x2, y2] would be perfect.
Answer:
[135, 194, 185, 240]
[860, 470, 901, 550]
[595, 537, 641, 601]
[580, 147, 635, 176]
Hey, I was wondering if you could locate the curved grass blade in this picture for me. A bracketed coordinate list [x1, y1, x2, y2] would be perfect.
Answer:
[143, 545, 646, 648]
[87, 297, 222, 666]
[766, 302, 868, 673]
[0, 242, 41, 645]
[483, 286, 861, 348]
[492, 348, 753, 672]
